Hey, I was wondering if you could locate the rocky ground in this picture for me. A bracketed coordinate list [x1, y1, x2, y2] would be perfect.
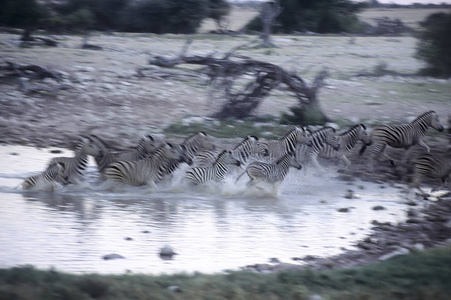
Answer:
[1, 32, 450, 273]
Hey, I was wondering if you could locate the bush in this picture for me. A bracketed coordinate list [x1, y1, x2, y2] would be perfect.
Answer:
[416, 12, 451, 77]
[245, 0, 366, 34]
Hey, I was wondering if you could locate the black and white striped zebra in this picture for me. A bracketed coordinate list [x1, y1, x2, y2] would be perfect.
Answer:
[318, 124, 370, 168]
[360, 111, 444, 167]
[185, 150, 241, 185]
[180, 131, 216, 161]
[22, 162, 67, 191]
[47, 137, 100, 184]
[296, 126, 340, 169]
[194, 135, 268, 167]
[104, 142, 193, 188]
[88, 134, 161, 173]
[410, 149, 451, 197]
[235, 152, 302, 192]
[265, 127, 312, 161]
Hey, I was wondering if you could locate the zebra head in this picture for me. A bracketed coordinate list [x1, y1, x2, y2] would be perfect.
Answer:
[140, 134, 162, 155]
[357, 124, 371, 146]
[49, 162, 69, 184]
[168, 143, 193, 166]
[322, 127, 340, 151]
[294, 127, 313, 147]
[216, 150, 241, 167]
[428, 111, 444, 132]
[82, 136, 102, 157]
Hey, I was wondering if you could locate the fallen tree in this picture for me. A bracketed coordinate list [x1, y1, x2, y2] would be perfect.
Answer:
[147, 40, 330, 124]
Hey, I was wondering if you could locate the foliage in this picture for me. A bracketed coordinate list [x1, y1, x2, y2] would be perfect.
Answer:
[0, 246, 450, 299]
[245, 0, 366, 34]
[0, 0, 49, 28]
[416, 12, 451, 77]
[121, 0, 209, 34]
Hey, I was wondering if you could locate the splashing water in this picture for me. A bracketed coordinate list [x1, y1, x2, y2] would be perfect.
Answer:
[0, 145, 411, 275]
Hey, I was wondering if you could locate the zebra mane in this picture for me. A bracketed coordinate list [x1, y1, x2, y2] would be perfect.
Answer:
[182, 132, 206, 145]
[341, 124, 365, 136]
[412, 111, 436, 123]
[313, 126, 335, 135]
[214, 150, 230, 163]
[233, 135, 257, 150]
[88, 134, 111, 151]
[282, 127, 302, 140]
[275, 152, 292, 164]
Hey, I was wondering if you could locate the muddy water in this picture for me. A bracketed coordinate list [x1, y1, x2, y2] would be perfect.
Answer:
[0, 145, 410, 275]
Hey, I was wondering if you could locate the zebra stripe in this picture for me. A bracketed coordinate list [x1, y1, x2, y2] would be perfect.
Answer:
[360, 110, 444, 166]
[265, 127, 312, 161]
[318, 124, 370, 168]
[235, 152, 301, 187]
[104, 143, 192, 187]
[410, 149, 451, 196]
[185, 150, 241, 185]
[88, 134, 160, 173]
[22, 162, 66, 191]
[296, 126, 340, 168]
[48, 137, 100, 184]
[195, 135, 269, 167]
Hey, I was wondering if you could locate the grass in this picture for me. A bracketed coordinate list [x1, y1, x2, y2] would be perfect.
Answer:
[1, 246, 450, 300]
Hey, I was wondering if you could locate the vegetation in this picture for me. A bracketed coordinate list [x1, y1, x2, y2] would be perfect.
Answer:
[416, 12, 451, 77]
[0, 246, 450, 299]
[245, 0, 367, 34]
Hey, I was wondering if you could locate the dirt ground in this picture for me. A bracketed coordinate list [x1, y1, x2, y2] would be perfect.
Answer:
[1, 32, 450, 272]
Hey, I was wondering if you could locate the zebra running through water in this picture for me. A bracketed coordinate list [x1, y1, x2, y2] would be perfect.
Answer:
[318, 123, 371, 169]
[194, 135, 269, 168]
[185, 150, 241, 185]
[235, 152, 302, 194]
[22, 162, 67, 191]
[409, 149, 451, 197]
[265, 127, 312, 162]
[47, 137, 100, 184]
[88, 134, 161, 173]
[103, 142, 192, 188]
[359, 111, 444, 168]
[296, 126, 340, 169]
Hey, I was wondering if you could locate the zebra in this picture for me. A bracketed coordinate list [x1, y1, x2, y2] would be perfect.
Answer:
[103, 142, 192, 188]
[185, 150, 241, 185]
[296, 126, 340, 169]
[180, 131, 216, 161]
[318, 124, 371, 168]
[359, 111, 445, 168]
[235, 152, 302, 193]
[409, 149, 451, 197]
[88, 134, 161, 173]
[22, 162, 67, 191]
[264, 127, 312, 161]
[162, 131, 216, 179]
[194, 135, 269, 167]
[47, 136, 100, 184]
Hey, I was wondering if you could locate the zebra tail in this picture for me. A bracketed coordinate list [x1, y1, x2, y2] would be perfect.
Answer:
[235, 170, 247, 184]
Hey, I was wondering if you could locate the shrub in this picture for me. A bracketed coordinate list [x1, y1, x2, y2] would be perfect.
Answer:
[416, 12, 451, 77]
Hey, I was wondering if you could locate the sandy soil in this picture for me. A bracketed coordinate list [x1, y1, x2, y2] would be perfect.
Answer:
[1, 32, 450, 272]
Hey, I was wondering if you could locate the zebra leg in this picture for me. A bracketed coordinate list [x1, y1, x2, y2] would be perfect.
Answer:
[417, 140, 430, 153]
[338, 154, 351, 170]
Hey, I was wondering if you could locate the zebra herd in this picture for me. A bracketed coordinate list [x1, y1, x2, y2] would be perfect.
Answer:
[22, 110, 450, 197]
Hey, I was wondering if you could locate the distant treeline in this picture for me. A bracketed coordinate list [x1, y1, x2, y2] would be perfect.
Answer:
[0, 0, 231, 34]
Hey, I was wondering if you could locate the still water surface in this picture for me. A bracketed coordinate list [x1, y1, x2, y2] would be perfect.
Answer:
[0, 145, 409, 275]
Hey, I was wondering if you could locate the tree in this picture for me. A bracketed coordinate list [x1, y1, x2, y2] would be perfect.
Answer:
[260, 0, 282, 47]
[0, 0, 48, 28]
[208, 0, 231, 32]
[147, 41, 330, 124]
[245, 0, 365, 34]
[416, 12, 451, 77]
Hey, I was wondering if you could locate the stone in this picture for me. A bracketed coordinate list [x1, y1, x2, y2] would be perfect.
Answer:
[102, 253, 125, 260]
[378, 248, 410, 261]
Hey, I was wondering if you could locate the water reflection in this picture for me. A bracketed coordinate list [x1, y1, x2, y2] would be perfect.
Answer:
[0, 145, 410, 274]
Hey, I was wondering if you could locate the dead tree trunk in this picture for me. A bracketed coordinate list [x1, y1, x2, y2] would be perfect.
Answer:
[147, 41, 330, 123]
[260, 0, 282, 47]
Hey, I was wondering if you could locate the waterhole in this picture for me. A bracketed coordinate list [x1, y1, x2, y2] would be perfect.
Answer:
[0, 145, 410, 275]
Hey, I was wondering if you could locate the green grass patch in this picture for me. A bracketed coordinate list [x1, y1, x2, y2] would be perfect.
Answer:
[164, 115, 291, 140]
[1, 246, 450, 300]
